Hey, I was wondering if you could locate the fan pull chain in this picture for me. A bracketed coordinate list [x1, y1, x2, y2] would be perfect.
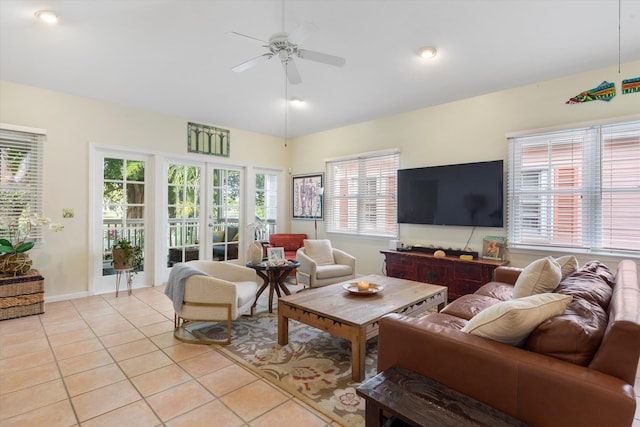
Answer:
[618, 0, 621, 74]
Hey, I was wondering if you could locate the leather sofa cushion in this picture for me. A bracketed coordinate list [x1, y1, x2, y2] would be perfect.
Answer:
[525, 262, 614, 365]
[418, 312, 467, 330]
[526, 297, 608, 366]
[441, 294, 500, 320]
[554, 273, 613, 310]
[582, 260, 616, 287]
[475, 282, 514, 301]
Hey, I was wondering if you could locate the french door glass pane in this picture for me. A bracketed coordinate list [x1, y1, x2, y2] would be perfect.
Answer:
[167, 164, 201, 266]
[255, 172, 277, 239]
[102, 157, 145, 276]
[212, 169, 240, 261]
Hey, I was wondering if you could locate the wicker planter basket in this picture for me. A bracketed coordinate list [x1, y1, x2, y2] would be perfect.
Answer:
[0, 270, 44, 320]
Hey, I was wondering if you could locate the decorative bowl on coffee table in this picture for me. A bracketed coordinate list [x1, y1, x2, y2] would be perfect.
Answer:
[343, 282, 384, 295]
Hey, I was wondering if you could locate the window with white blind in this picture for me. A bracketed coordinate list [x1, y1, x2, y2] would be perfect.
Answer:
[507, 120, 640, 254]
[325, 150, 399, 237]
[0, 125, 45, 244]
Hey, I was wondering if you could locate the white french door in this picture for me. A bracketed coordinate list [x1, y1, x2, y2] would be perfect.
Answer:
[160, 160, 244, 279]
[90, 149, 152, 295]
[90, 147, 245, 295]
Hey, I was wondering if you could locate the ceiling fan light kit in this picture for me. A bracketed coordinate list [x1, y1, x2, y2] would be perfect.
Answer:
[418, 46, 437, 59]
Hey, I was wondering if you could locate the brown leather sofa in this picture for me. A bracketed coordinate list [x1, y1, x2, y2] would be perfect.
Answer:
[378, 260, 640, 427]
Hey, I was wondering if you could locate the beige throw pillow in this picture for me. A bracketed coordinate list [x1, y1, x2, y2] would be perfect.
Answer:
[461, 293, 572, 346]
[555, 255, 578, 280]
[304, 239, 335, 265]
[512, 256, 562, 299]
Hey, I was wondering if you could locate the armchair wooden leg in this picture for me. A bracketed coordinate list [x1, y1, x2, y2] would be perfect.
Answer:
[173, 303, 234, 345]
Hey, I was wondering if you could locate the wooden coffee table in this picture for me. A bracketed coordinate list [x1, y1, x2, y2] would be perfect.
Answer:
[277, 274, 447, 381]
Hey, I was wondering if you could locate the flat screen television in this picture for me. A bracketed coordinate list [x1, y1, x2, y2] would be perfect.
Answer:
[397, 160, 504, 227]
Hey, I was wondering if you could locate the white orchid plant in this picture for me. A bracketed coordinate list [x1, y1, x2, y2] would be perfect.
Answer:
[0, 210, 63, 255]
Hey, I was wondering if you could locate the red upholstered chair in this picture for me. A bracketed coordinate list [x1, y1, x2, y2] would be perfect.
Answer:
[268, 233, 307, 282]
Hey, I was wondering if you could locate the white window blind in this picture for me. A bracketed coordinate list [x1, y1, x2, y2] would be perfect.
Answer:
[325, 151, 399, 237]
[507, 120, 640, 254]
[0, 126, 45, 243]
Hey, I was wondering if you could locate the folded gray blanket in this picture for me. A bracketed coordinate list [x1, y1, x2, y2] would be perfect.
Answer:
[165, 263, 207, 312]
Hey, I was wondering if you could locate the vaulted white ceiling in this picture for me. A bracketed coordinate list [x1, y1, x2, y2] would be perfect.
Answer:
[1, 0, 639, 138]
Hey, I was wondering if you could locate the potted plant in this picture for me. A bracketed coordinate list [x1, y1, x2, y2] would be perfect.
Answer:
[0, 210, 64, 275]
[111, 238, 143, 273]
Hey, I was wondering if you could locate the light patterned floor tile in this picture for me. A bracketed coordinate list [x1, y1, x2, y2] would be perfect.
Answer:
[63, 363, 126, 396]
[251, 399, 327, 427]
[198, 364, 259, 397]
[130, 364, 192, 397]
[178, 349, 233, 378]
[52, 337, 104, 360]
[70, 379, 141, 422]
[0, 362, 60, 395]
[0, 379, 68, 421]
[145, 380, 214, 422]
[165, 399, 244, 427]
[107, 338, 158, 361]
[57, 349, 114, 377]
[117, 350, 173, 377]
[0, 399, 77, 427]
[80, 400, 160, 427]
[162, 342, 213, 363]
[220, 379, 289, 422]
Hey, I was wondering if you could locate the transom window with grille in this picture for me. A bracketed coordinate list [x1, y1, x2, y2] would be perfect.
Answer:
[325, 151, 399, 237]
[0, 126, 45, 245]
[507, 120, 640, 254]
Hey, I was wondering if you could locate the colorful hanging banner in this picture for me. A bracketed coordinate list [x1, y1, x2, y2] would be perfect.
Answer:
[622, 77, 640, 94]
[566, 80, 616, 104]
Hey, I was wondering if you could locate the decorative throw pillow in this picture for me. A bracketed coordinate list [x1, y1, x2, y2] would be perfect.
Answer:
[304, 239, 335, 265]
[211, 230, 225, 243]
[555, 255, 578, 280]
[512, 256, 562, 299]
[461, 293, 572, 346]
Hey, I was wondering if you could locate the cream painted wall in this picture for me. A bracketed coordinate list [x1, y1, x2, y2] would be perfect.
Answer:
[290, 61, 640, 278]
[0, 80, 288, 299]
[1, 61, 639, 299]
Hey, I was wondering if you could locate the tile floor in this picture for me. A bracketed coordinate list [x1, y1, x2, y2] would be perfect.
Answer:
[0, 282, 340, 427]
[1, 282, 640, 427]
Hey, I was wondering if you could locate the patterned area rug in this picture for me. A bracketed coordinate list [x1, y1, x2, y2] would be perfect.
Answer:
[186, 311, 378, 426]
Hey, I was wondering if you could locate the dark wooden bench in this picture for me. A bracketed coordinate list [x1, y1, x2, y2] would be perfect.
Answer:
[356, 365, 527, 427]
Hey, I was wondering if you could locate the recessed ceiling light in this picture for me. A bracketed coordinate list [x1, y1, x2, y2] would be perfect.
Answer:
[418, 46, 437, 59]
[289, 97, 304, 106]
[35, 10, 59, 24]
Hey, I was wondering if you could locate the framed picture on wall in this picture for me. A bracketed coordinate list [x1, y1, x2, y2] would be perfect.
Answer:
[292, 173, 324, 220]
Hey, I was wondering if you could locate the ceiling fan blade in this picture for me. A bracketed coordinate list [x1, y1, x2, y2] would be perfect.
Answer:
[287, 21, 318, 46]
[297, 49, 346, 67]
[232, 54, 272, 72]
[282, 60, 302, 85]
[226, 31, 268, 45]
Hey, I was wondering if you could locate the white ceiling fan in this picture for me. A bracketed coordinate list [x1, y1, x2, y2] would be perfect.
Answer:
[229, 21, 346, 85]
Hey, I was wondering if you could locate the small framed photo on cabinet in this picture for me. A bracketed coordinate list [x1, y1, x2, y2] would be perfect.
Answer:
[482, 236, 505, 260]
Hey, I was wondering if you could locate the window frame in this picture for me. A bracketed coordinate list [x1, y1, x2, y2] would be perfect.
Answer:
[507, 120, 640, 256]
[325, 150, 399, 238]
[0, 124, 46, 246]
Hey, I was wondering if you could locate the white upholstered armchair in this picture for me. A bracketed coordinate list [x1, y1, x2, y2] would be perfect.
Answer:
[170, 260, 258, 345]
[296, 239, 356, 288]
